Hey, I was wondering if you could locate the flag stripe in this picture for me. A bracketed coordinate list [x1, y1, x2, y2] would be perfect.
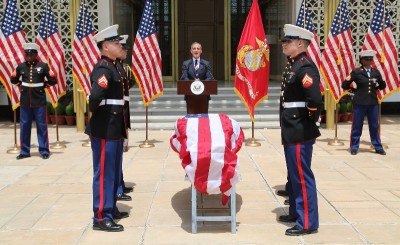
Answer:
[0, 0, 25, 109]
[296, 0, 325, 93]
[35, 3, 66, 107]
[194, 117, 212, 193]
[362, 0, 400, 102]
[71, 3, 100, 99]
[320, 0, 355, 102]
[170, 114, 244, 200]
[131, 0, 163, 106]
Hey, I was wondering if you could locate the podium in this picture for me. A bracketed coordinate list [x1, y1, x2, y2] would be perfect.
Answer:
[177, 80, 218, 114]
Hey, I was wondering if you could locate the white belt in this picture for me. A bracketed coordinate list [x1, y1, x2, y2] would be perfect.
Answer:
[99, 99, 124, 106]
[124, 96, 129, 101]
[22, 82, 44, 87]
[283, 102, 306, 108]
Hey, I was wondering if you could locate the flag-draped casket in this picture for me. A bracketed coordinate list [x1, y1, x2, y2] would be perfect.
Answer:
[170, 114, 244, 204]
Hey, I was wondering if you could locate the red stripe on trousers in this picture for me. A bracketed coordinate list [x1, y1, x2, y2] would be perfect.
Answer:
[97, 139, 106, 221]
[296, 144, 309, 230]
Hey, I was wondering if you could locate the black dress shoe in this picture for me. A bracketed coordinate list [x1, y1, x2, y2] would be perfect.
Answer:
[93, 219, 124, 232]
[284, 199, 290, 205]
[350, 150, 358, 155]
[375, 149, 386, 155]
[16, 154, 30, 160]
[276, 190, 289, 196]
[116, 193, 132, 201]
[123, 186, 133, 193]
[113, 211, 129, 219]
[285, 225, 318, 236]
[278, 215, 297, 223]
[41, 154, 50, 159]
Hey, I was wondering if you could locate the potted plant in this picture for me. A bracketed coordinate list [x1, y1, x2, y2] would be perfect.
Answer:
[64, 102, 75, 125]
[346, 101, 353, 122]
[54, 103, 66, 125]
[335, 103, 342, 123]
[339, 101, 348, 122]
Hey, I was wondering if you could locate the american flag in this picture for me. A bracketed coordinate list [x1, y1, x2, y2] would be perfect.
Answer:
[36, 2, 66, 107]
[362, 0, 400, 102]
[72, 3, 99, 99]
[296, 0, 325, 93]
[320, 0, 355, 102]
[170, 114, 244, 205]
[132, 0, 163, 106]
[0, 0, 25, 109]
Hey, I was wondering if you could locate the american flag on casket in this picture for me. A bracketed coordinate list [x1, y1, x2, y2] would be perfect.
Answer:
[170, 113, 244, 205]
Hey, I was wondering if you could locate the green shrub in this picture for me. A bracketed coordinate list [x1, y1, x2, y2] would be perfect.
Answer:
[346, 101, 353, 112]
[65, 102, 74, 116]
[55, 104, 65, 115]
[47, 102, 55, 115]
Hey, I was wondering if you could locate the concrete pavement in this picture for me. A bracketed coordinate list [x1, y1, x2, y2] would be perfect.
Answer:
[0, 116, 399, 244]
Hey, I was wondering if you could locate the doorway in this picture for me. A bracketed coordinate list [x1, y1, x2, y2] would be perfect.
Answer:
[178, 0, 225, 80]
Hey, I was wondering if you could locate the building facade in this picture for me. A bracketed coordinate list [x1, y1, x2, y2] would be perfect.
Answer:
[0, 0, 399, 90]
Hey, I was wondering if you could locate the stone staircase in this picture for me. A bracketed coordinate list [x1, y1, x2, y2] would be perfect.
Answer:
[129, 81, 281, 130]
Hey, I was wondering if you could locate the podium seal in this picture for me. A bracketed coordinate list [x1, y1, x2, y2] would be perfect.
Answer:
[190, 80, 205, 95]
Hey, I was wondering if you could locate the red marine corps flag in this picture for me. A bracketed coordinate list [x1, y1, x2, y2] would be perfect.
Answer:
[234, 0, 269, 122]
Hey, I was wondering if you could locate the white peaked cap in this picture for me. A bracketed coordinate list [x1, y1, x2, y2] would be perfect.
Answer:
[93, 24, 121, 43]
[120, 35, 129, 45]
[359, 50, 376, 58]
[22, 43, 39, 51]
[283, 24, 314, 41]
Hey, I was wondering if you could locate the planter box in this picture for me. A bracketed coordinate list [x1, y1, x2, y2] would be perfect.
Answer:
[65, 115, 76, 126]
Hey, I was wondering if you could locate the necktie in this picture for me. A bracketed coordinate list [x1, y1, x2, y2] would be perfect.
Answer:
[194, 59, 198, 70]
[366, 69, 370, 77]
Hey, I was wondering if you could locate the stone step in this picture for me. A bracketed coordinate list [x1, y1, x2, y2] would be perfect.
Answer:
[127, 84, 282, 130]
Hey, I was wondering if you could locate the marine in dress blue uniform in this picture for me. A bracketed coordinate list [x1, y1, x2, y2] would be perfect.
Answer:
[114, 35, 133, 201]
[84, 25, 128, 232]
[278, 24, 322, 236]
[342, 50, 386, 155]
[11, 43, 56, 160]
[180, 42, 214, 114]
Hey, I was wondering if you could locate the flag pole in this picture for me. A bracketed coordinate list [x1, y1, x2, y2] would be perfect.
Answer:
[245, 121, 260, 147]
[7, 109, 19, 154]
[139, 105, 154, 148]
[328, 1, 344, 146]
[79, 0, 91, 147]
[82, 104, 91, 147]
[370, 101, 388, 150]
[43, 1, 65, 149]
[328, 102, 344, 146]
[374, 0, 387, 150]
